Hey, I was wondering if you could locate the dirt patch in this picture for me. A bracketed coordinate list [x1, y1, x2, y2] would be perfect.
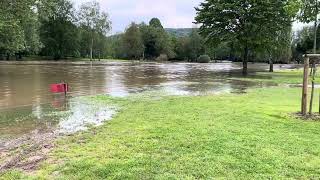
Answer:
[292, 112, 320, 121]
[0, 129, 57, 173]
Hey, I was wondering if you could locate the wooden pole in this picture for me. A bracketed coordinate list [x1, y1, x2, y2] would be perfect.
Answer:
[309, 61, 316, 115]
[302, 57, 310, 116]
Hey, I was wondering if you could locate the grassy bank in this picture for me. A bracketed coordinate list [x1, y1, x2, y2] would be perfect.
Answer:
[2, 70, 320, 179]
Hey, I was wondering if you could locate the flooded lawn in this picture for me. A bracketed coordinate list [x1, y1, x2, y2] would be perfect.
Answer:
[0, 62, 299, 140]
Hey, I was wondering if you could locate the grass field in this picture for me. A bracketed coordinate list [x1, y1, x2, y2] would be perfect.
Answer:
[2, 70, 320, 179]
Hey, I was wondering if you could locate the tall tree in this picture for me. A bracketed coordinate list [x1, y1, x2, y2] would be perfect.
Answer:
[140, 19, 174, 59]
[195, 0, 294, 74]
[122, 23, 144, 59]
[39, 0, 79, 60]
[78, 1, 111, 61]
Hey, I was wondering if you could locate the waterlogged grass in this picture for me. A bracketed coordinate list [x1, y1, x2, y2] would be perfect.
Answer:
[2, 70, 320, 179]
[232, 69, 320, 85]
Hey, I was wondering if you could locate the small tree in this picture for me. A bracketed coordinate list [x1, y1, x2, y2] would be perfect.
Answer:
[197, 55, 210, 63]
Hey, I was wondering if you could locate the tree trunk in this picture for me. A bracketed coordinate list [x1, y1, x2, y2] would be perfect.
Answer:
[269, 59, 274, 72]
[90, 37, 93, 61]
[302, 57, 310, 115]
[229, 43, 234, 61]
[6, 53, 9, 61]
[243, 46, 248, 75]
[269, 52, 274, 72]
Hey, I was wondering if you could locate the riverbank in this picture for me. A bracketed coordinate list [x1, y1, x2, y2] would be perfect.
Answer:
[2, 70, 320, 179]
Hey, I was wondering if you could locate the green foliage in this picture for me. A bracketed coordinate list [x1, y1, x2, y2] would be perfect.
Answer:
[0, 0, 112, 60]
[299, 0, 319, 23]
[149, 18, 163, 29]
[122, 23, 144, 59]
[195, 0, 294, 73]
[0, 0, 38, 56]
[140, 20, 174, 59]
[78, 1, 111, 35]
[173, 36, 191, 60]
[0, 0, 300, 63]
[172, 29, 205, 61]
[78, 0, 111, 60]
[23, 13, 42, 55]
[197, 55, 211, 63]
[205, 42, 232, 60]
[39, 0, 79, 60]
[107, 34, 127, 59]
[293, 25, 320, 60]
[254, 25, 293, 65]
[188, 29, 205, 61]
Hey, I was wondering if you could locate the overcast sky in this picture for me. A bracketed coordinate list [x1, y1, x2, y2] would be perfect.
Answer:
[73, 0, 306, 34]
[73, 0, 203, 34]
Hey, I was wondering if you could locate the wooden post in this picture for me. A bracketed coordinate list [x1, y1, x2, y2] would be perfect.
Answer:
[310, 62, 316, 115]
[302, 56, 310, 115]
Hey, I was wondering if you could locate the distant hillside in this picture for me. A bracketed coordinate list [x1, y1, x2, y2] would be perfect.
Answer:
[165, 28, 195, 37]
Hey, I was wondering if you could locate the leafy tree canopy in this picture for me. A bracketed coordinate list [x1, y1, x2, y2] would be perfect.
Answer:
[195, 0, 295, 73]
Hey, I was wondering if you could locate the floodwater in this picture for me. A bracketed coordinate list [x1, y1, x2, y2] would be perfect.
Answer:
[0, 61, 299, 140]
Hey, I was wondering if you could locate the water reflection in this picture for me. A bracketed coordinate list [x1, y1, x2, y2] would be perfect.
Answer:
[0, 62, 298, 139]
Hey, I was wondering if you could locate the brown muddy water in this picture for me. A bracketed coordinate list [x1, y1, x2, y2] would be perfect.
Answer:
[0, 61, 300, 140]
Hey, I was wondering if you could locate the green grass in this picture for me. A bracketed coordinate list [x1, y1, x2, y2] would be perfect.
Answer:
[2, 70, 320, 179]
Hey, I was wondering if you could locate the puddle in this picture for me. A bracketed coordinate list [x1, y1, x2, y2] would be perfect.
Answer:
[57, 99, 117, 134]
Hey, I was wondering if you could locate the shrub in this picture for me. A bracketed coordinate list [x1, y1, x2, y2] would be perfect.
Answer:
[197, 55, 211, 63]
[156, 54, 168, 61]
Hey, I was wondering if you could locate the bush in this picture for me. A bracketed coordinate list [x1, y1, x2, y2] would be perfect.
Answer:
[197, 55, 211, 63]
[156, 54, 168, 61]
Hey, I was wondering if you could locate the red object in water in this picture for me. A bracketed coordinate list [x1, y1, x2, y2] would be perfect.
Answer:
[50, 83, 68, 93]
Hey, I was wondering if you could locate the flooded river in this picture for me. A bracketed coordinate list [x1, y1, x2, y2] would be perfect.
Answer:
[0, 61, 298, 140]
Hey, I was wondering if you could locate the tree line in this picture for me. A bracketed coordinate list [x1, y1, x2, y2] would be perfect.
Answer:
[1, 0, 320, 74]
[0, 0, 110, 60]
[106, 19, 209, 62]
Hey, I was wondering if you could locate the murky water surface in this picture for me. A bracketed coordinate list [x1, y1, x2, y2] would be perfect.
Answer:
[0, 61, 300, 140]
